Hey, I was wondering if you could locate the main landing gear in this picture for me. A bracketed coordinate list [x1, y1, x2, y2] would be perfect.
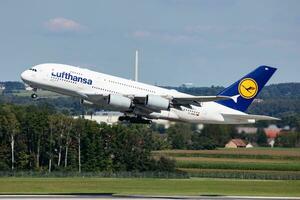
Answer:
[119, 116, 152, 124]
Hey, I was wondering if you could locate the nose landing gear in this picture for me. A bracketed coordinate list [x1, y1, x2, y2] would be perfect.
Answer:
[31, 93, 38, 99]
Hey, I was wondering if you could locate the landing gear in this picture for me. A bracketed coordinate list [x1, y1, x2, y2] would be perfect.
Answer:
[31, 93, 38, 99]
[119, 116, 152, 124]
[119, 116, 131, 122]
[30, 87, 38, 99]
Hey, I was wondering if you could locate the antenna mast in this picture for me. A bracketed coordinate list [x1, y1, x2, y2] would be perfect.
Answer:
[135, 50, 139, 82]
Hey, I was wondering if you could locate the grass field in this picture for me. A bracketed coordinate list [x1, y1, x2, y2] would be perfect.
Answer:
[153, 148, 300, 179]
[0, 178, 300, 197]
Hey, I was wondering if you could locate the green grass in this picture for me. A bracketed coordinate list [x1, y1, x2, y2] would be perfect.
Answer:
[154, 149, 300, 179]
[178, 168, 300, 180]
[153, 148, 300, 160]
[0, 178, 300, 197]
[176, 159, 300, 171]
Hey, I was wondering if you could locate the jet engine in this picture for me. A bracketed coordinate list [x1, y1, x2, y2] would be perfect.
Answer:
[145, 95, 170, 111]
[80, 99, 94, 105]
[107, 94, 132, 110]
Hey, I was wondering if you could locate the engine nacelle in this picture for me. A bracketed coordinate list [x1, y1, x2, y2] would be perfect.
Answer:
[107, 94, 132, 110]
[145, 95, 170, 111]
[80, 99, 94, 105]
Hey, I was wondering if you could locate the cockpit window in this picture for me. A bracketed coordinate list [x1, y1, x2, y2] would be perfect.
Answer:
[29, 68, 37, 72]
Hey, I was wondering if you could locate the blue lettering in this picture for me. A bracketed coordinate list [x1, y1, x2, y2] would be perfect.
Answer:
[51, 71, 93, 85]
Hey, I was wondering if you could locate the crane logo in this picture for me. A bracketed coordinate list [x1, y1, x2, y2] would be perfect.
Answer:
[238, 78, 258, 99]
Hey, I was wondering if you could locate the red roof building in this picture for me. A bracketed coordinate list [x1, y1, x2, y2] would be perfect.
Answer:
[225, 139, 247, 148]
[264, 125, 282, 139]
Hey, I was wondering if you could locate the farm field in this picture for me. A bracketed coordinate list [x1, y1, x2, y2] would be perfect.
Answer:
[0, 177, 300, 197]
[153, 148, 300, 179]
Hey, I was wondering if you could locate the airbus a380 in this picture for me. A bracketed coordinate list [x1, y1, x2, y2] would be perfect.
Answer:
[21, 63, 279, 124]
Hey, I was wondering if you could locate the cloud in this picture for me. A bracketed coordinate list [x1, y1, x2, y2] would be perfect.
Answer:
[44, 17, 84, 33]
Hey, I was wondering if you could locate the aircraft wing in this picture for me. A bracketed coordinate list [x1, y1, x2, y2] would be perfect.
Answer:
[173, 95, 231, 103]
[222, 113, 280, 121]
[77, 91, 231, 107]
[132, 95, 231, 107]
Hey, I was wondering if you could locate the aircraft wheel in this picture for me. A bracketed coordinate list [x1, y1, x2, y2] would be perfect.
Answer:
[31, 93, 38, 99]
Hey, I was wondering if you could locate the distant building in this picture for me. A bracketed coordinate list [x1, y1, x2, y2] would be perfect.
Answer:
[0, 84, 5, 90]
[264, 124, 282, 139]
[225, 139, 247, 148]
[263, 124, 282, 148]
[152, 119, 174, 129]
[282, 125, 291, 131]
[236, 127, 257, 134]
[180, 83, 193, 88]
[246, 143, 254, 148]
[74, 111, 122, 125]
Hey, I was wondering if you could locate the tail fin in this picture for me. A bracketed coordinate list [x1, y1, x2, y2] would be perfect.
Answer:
[217, 65, 277, 112]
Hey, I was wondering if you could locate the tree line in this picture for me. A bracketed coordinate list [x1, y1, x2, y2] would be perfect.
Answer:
[0, 102, 299, 172]
[0, 104, 175, 172]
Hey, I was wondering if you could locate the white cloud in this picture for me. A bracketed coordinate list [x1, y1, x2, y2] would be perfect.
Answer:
[44, 17, 84, 32]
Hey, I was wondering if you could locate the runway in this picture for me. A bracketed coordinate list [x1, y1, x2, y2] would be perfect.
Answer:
[0, 195, 300, 200]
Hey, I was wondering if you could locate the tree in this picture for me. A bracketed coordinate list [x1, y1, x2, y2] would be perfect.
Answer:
[256, 128, 268, 147]
[167, 123, 192, 149]
[275, 132, 300, 147]
[191, 132, 216, 150]
[47, 115, 56, 172]
[73, 118, 85, 173]
[201, 124, 235, 147]
[0, 105, 20, 170]
[64, 117, 73, 168]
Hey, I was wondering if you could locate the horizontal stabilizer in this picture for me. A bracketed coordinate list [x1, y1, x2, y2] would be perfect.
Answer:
[222, 113, 280, 121]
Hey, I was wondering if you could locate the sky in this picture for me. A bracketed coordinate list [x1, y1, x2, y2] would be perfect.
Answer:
[0, 0, 299, 86]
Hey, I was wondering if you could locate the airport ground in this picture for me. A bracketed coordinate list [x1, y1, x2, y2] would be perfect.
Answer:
[1, 148, 300, 198]
[0, 177, 300, 197]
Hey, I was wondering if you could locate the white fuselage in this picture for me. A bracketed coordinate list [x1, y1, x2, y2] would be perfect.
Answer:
[21, 63, 252, 124]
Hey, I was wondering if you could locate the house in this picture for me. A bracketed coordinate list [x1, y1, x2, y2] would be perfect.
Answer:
[264, 125, 282, 148]
[225, 139, 247, 148]
[264, 124, 282, 139]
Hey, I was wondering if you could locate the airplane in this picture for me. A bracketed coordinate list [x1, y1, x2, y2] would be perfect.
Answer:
[21, 63, 279, 124]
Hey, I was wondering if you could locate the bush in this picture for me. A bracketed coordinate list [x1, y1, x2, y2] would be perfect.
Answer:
[151, 156, 176, 172]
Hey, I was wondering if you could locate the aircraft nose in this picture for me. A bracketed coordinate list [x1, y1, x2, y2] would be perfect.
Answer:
[21, 70, 29, 81]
